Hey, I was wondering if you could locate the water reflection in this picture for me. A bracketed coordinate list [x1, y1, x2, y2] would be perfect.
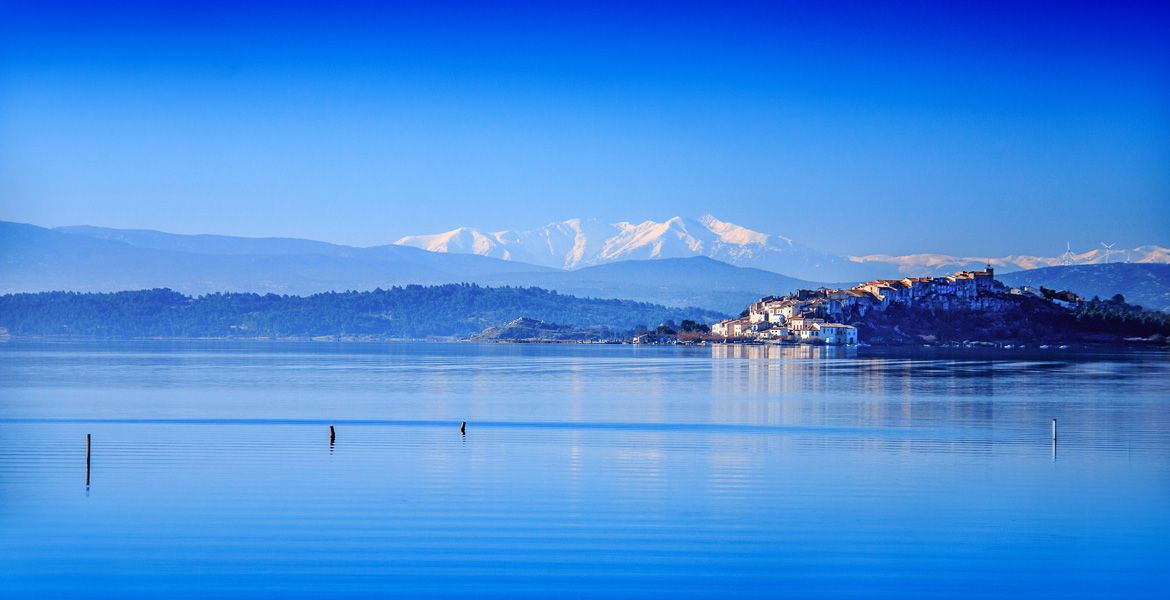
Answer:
[711, 343, 1002, 399]
[0, 341, 1167, 599]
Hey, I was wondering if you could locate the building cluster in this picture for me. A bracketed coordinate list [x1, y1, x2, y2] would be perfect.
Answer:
[712, 266, 1005, 345]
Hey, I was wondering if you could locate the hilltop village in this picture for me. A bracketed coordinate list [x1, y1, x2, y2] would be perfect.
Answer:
[708, 266, 1082, 346]
[456, 263, 1165, 346]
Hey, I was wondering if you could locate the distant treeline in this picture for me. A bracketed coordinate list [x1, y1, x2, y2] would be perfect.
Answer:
[0, 285, 726, 339]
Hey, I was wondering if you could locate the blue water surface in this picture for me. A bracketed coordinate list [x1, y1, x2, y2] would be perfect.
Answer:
[1, 341, 1167, 598]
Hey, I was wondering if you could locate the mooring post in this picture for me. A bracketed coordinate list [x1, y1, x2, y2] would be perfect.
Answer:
[86, 433, 91, 487]
[330, 425, 335, 444]
[460, 421, 466, 435]
[1052, 418, 1057, 441]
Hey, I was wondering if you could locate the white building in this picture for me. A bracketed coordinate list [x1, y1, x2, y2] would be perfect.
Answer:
[818, 323, 858, 345]
[798, 322, 857, 345]
[759, 325, 789, 340]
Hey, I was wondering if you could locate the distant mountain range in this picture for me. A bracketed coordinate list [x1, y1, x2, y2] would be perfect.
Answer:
[0, 221, 812, 313]
[485, 257, 824, 315]
[0, 221, 551, 295]
[395, 214, 1170, 281]
[2, 220, 1167, 313]
[396, 215, 865, 280]
[851, 247, 1170, 278]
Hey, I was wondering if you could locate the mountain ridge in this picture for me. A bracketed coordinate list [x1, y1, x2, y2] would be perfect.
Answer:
[484, 256, 829, 314]
[396, 214, 864, 280]
[4, 220, 1167, 313]
[394, 214, 1169, 281]
[4, 221, 812, 311]
[999, 263, 1170, 313]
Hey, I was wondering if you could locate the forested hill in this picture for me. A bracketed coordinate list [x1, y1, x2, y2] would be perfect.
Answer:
[999, 263, 1170, 313]
[0, 285, 726, 339]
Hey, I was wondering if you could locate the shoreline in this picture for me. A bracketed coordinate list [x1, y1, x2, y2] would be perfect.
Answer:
[1, 334, 1166, 352]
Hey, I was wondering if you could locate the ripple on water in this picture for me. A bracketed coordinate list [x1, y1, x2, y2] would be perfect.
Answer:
[1, 341, 1168, 599]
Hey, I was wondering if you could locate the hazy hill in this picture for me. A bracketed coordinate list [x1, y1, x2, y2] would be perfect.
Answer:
[17, 221, 1164, 315]
[53, 224, 557, 275]
[488, 257, 830, 314]
[2, 222, 823, 311]
[999, 264, 1170, 313]
[0, 221, 551, 296]
[53, 225, 357, 256]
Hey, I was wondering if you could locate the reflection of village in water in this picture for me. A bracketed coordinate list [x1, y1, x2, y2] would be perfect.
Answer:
[697, 341, 1081, 444]
[709, 344, 998, 431]
[703, 344, 1158, 456]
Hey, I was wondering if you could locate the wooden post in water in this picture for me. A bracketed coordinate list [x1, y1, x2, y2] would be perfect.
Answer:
[330, 425, 336, 445]
[86, 433, 91, 486]
[1052, 419, 1057, 441]
[460, 421, 466, 435]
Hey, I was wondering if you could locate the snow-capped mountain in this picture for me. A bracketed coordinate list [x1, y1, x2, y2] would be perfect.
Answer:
[390, 218, 613, 269]
[12, 219, 1167, 311]
[396, 214, 1170, 281]
[395, 215, 865, 280]
[848, 245, 1170, 276]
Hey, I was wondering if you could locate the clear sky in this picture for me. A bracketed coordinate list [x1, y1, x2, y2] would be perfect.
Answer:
[1, 0, 1167, 257]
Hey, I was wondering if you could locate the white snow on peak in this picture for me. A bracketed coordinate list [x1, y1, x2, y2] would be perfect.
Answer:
[394, 215, 848, 279]
[394, 227, 507, 259]
[848, 245, 1170, 275]
[698, 214, 771, 247]
[599, 217, 706, 261]
[395, 216, 1170, 281]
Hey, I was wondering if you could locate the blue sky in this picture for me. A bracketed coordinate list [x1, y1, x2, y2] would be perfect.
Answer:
[1, 1, 1167, 256]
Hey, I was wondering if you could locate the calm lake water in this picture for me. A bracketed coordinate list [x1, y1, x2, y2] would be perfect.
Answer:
[1, 340, 1167, 598]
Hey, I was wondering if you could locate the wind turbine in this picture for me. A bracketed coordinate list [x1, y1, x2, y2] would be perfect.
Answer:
[1100, 242, 1115, 264]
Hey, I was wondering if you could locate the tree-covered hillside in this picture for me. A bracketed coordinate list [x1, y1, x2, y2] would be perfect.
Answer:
[1000, 263, 1170, 313]
[0, 285, 725, 339]
[847, 293, 1169, 345]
